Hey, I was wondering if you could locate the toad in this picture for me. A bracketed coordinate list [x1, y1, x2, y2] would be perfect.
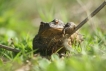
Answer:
[33, 19, 83, 56]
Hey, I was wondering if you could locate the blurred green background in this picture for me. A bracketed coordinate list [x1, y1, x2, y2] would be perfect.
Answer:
[0, 0, 106, 39]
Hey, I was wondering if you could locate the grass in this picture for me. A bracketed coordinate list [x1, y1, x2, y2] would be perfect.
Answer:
[0, 0, 106, 71]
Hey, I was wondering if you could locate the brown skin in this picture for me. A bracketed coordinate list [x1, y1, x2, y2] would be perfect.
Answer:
[33, 19, 83, 56]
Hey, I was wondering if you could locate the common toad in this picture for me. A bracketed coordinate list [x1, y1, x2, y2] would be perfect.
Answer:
[33, 19, 83, 56]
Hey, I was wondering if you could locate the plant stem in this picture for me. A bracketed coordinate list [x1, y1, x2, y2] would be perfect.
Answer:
[0, 44, 20, 53]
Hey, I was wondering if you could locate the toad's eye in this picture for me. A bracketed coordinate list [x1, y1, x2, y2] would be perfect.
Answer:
[52, 19, 59, 24]
[55, 19, 59, 24]
[65, 22, 71, 27]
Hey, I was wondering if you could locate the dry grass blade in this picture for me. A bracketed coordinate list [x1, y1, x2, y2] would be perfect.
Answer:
[0, 44, 20, 53]
[70, 1, 106, 35]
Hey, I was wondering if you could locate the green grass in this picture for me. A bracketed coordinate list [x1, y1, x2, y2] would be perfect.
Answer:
[0, 0, 106, 71]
